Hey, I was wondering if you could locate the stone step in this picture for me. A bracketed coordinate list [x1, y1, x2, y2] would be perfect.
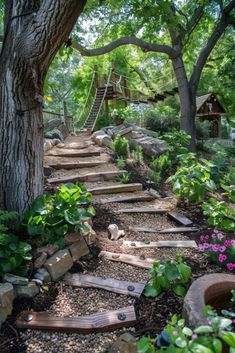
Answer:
[87, 183, 143, 195]
[47, 170, 127, 184]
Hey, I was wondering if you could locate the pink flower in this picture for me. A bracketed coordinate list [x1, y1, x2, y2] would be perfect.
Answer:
[191, 334, 198, 340]
[219, 246, 226, 252]
[216, 233, 224, 240]
[198, 244, 205, 251]
[226, 263, 235, 271]
[213, 230, 219, 234]
[224, 240, 235, 247]
[218, 254, 227, 263]
[203, 243, 210, 249]
[172, 331, 178, 336]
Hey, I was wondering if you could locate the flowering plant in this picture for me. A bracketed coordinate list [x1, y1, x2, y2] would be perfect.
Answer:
[198, 230, 235, 271]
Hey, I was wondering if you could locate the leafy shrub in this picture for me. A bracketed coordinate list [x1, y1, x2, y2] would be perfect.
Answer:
[137, 313, 235, 353]
[24, 183, 95, 248]
[195, 118, 212, 143]
[144, 256, 191, 298]
[144, 110, 180, 133]
[117, 172, 131, 184]
[116, 156, 126, 169]
[133, 145, 144, 165]
[167, 154, 216, 203]
[202, 198, 235, 231]
[111, 134, 130, 159]
[198, 230, 235, 271]
[161, 129, 190, 162]
[210, 148, 231, 185]
[0, 211, 32, 277]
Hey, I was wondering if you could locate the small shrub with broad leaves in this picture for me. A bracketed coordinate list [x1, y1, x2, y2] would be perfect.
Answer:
[137, 312, 235, 353]
[0, 211, 32, 278]
[167, 153, 216, 203]
[144, 255, 191, 298]
[23, 183, 95, 248]
[202, 198, 235, 232]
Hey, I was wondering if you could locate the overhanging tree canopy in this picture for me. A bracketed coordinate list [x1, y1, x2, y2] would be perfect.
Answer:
[73, 0, 235, 150]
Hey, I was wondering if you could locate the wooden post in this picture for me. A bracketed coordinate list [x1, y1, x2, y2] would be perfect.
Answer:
[112, 62, 117, 110]
[94, 64, 99, 88]
[123, 76, 129, 108]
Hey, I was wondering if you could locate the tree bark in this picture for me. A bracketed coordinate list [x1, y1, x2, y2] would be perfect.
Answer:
[171, 55, 196, 151]
[0, 0, 87, 215]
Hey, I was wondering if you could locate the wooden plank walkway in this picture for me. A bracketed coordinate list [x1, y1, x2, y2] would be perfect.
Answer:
[100, 251, 157, 269]
[168, 211, 193, 226]
[63, 273, 145, 297]
[16, 306, 137, 333]
[47, 170, 127, 184]
[87, 183, 143, 195]
[123, 240, 197, 248]
[129, 226, 199, 234]
[48, 161, 109, 170]
[46, 151, 101, 158]
[93, 193, 155, 204]
[116, 207, 167, 214]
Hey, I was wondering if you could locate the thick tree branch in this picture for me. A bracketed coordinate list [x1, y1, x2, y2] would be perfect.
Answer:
[72, 36, 178, 59]
[189, 0, 235, 93]
[183, 5, 204, 38]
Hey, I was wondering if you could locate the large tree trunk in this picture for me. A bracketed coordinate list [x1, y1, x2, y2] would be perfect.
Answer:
[0, 0, 87, 215]
[171, 56, 196, 151]
[0, 56, 44, 214]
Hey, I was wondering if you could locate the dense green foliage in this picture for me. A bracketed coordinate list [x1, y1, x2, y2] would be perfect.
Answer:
[144, 256, 191, 298]
[202, 198, 235, 232]
[137, 313, 235, 353]
[167, 154, 216, 203]
[0, 211, 32, 278]
[111, 134, 130, 159]
[24, 183, 95, 248]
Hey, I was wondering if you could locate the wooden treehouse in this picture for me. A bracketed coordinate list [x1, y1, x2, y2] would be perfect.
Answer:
[81, 63, 178, 131]
[196, 93, 226, 138]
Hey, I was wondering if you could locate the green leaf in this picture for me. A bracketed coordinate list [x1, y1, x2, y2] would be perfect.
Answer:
[194, 326, 214, 334]
[175, 337, 187, 348]
[218, 332, 235, 347]
[182, 327, 193, 336]
[172, 284, 186, 297]
[178, 263, 191, 283]
[137, 337, 151, 353]
[144, 282, 161, 297]
[212, 338, 222, 353]
[164, 261, 181, 281]
[190, 343, 214, 353]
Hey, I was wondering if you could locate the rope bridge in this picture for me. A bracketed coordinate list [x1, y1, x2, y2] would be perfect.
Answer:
[79, 63, 178, 131]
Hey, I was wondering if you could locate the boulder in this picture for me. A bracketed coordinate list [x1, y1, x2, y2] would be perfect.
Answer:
[45, 128, 64, 141]
[15, 282, 39, 298]
[68, 237, 90, 262]
[91, 130, 112, 147]
[34, 252, 48, 269]
[3, 273, 29, 285]
[34, 268, 51, 283]
[44, 249, 73, 281]
[36, 244, 59, 257]
[109, 333, 137, 353]
[0, 283, 15, 326]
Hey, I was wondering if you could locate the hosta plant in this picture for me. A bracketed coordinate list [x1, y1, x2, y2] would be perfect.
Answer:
[202, 198, 235, 232]
[167, 153, 216, 203]
[24, 183, 95, 248]
[144, 255, 191, 298]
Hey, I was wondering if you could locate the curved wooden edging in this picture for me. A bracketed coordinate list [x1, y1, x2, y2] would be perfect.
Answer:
[183, 274, 235, 327]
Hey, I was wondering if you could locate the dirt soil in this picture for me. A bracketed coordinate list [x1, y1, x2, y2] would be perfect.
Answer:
[0, 134, 226, 353]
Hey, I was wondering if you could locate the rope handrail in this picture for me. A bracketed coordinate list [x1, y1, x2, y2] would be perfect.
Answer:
[91, 68, 112, 131]
[78, 71, 96, 122]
